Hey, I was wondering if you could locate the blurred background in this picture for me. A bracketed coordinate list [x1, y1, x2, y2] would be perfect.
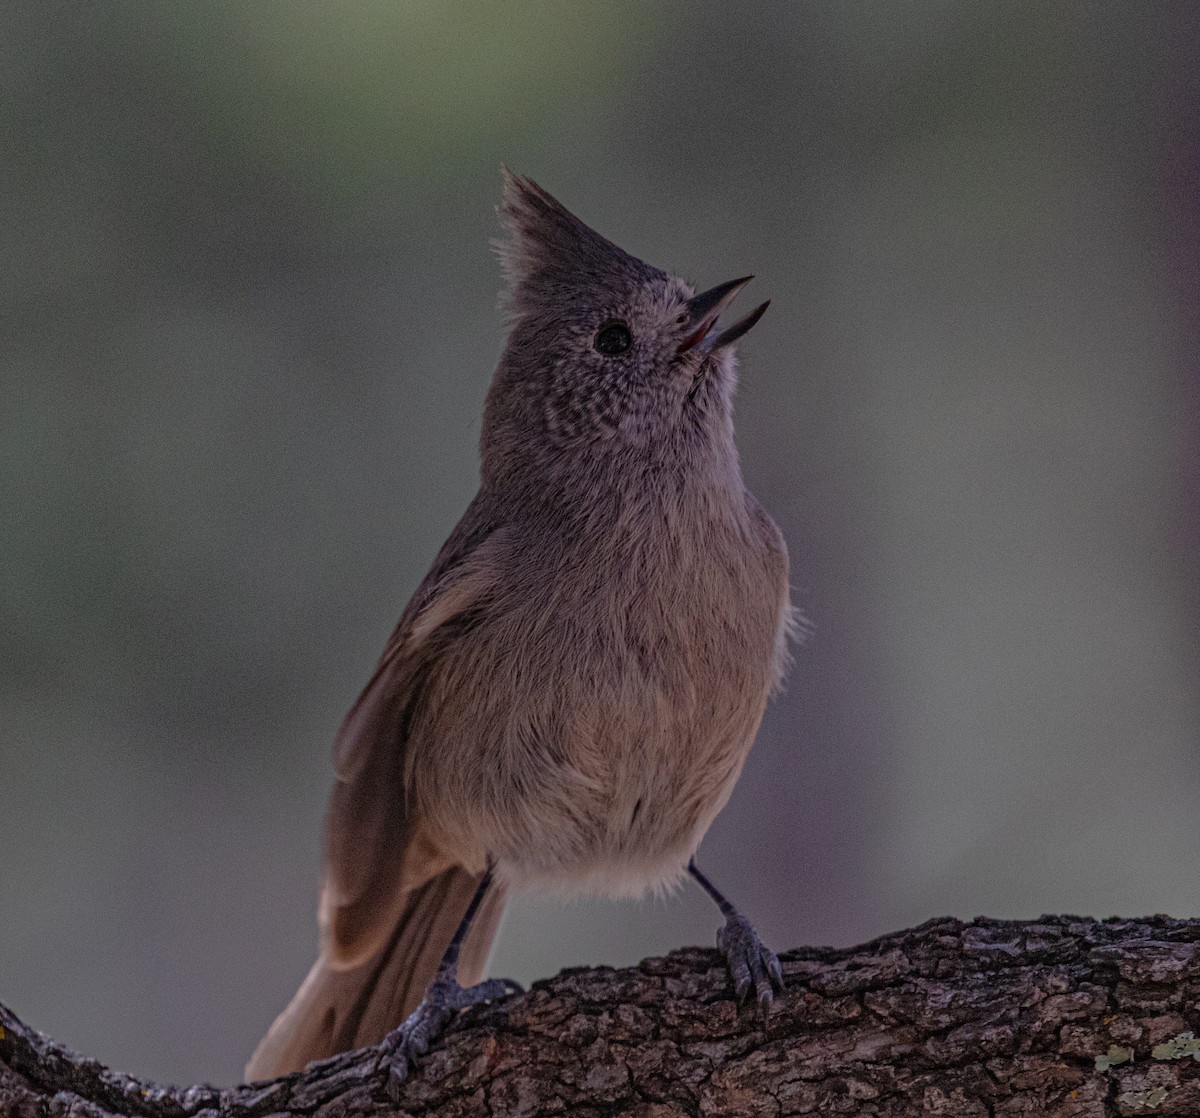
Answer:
[2, 0, 1198, 1087]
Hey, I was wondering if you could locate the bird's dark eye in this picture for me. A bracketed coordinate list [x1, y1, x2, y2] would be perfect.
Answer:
[594, 322, 632, 356]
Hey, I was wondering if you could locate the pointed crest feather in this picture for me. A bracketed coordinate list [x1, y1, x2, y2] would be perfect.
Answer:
[493, 167, 661, 312]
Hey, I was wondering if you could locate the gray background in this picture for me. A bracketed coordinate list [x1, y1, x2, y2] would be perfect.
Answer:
[3, 0, 1198, 1087]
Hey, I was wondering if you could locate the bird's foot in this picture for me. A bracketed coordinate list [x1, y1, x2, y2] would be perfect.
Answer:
[380, 970, 522, 1098]
[717, 913, 784, 1023]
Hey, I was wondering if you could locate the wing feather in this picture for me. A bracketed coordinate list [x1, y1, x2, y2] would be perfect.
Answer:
[322, 494, 504, 966]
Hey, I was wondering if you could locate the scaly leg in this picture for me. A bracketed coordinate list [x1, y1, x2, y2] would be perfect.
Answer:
[689, 858, 784, 1021]
[380, 865, 521, 1097]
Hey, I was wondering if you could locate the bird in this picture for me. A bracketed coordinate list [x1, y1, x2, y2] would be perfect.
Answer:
[245, 170, 793, 1090]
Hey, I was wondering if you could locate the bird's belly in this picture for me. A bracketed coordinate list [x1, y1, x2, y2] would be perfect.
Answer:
[410, 523, 786, 897]
[492, 719, 753, 897]
[416, 647, 772, 898]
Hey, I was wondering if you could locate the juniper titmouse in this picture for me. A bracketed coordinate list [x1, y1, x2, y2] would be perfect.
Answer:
[247, 172, 792, 1088]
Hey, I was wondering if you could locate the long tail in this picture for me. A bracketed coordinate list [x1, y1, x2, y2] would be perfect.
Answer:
[245, 866, 507, 1081]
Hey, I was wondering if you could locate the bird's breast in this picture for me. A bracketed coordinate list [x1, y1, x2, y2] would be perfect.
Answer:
[410, 496, 788, 896]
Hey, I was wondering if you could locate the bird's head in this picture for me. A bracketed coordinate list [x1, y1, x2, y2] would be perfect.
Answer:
[482, 171, 769, 495]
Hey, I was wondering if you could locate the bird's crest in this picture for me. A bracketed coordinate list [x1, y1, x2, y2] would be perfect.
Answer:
[494, 168, 662, 314]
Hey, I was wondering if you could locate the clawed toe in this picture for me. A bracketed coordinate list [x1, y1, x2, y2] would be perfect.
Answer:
[383, 1002, 446, 1098]
[382, 975, 522, 1099]
[447, 976, 523, 1008]
[717, 914, 785, 1023]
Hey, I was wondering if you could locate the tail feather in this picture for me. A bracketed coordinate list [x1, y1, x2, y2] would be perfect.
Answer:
[245, 866, 507, 1081]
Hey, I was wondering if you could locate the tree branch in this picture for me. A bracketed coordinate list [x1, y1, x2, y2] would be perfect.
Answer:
[3, 916, 1200, 1117]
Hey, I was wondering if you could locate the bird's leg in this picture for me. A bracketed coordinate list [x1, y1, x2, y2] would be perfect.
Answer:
[380, 864, 522, 1097]
[688, 858, 784, 1022]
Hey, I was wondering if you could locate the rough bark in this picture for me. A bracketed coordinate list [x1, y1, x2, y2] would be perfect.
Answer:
[3, 916, 1200, 1117]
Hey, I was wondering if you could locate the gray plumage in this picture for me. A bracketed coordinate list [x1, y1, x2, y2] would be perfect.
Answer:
[246, 171, 791, 1080]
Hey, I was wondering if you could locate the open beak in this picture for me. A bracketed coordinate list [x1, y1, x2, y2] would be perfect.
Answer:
[677, 275, 770, 355]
